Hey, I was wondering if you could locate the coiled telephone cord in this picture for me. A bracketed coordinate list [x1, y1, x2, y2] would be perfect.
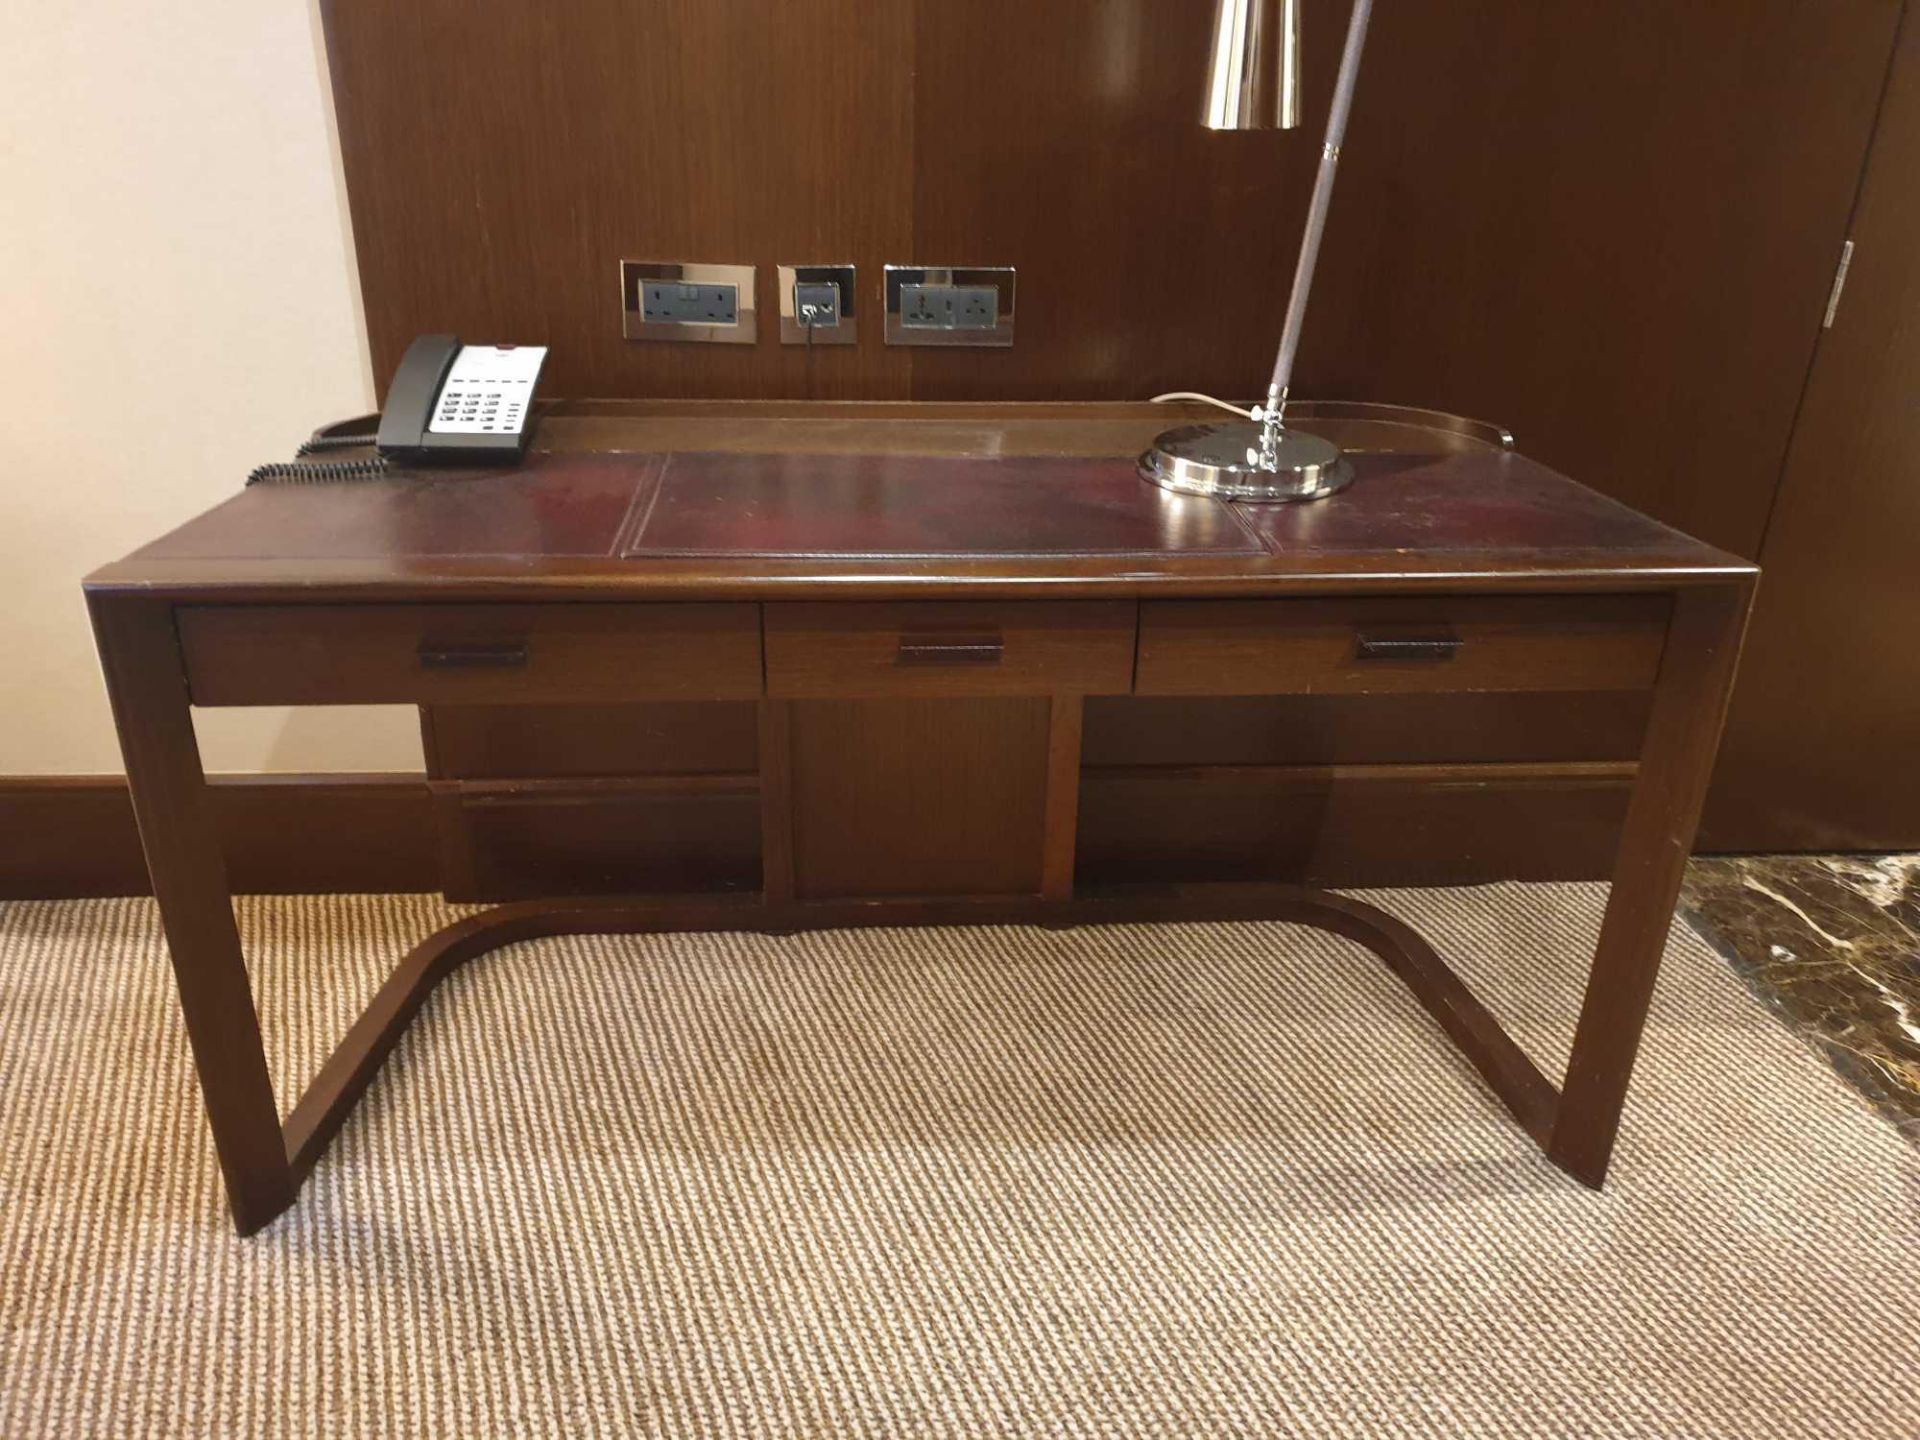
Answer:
[245, 416, 387, 486]
[245, 455, 390, 487]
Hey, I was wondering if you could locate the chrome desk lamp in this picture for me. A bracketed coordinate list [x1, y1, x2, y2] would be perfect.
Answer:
[1143, 0, 1376, 502]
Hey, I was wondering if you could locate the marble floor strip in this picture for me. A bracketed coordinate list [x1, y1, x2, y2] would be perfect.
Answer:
[1681, 853, 1920, 1145]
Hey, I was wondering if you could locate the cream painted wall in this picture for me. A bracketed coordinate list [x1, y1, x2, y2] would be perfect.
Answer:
[1, 2, 421, 775]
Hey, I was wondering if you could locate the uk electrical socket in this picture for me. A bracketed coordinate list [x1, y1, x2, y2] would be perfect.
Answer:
[642, 281, 738, 325]
[620, 261, 758, 344]
[899, 284, 997, 331]
[883, 266, 1015, 347]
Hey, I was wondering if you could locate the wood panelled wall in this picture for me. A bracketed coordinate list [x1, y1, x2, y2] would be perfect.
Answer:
[324, 0, 1900, 556]
[321, 0, 1909, 854]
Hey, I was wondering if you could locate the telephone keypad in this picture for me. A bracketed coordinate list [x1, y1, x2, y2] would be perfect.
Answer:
[426, 345, 547, 437]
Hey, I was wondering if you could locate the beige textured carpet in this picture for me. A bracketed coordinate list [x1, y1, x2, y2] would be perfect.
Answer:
[2, 886, 1917, 1439]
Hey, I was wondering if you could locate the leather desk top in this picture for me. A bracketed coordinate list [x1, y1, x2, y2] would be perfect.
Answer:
[87, 402, 1752, 602]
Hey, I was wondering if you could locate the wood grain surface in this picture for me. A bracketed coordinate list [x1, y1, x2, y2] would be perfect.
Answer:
[321, 0, 1900, 565]
[1705, 5, 1920, 851]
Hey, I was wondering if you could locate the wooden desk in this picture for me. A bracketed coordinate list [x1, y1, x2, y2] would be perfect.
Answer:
[85, 401, 1754, 1234]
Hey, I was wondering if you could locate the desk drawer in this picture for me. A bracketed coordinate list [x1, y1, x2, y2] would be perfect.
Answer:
[1136, 595, 1669, 696]
[180, 603, 763, 706]
[765, 602, 1135, 698]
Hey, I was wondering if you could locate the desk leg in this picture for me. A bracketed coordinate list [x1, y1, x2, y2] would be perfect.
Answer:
[88, 593, 295, 1234]
[1039, 696, 1084, 902]
[1549, 582, 1752, 1186]
[758, 700, 796, 903]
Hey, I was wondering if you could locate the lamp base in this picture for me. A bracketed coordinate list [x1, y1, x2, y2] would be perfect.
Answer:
[1140, 421, 1353, 501]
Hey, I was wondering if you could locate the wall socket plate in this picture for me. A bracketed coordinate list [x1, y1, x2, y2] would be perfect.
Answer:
[883, 266, 1015, 347]
[621, 260, 758, 344]
[777, 263, 857, 346]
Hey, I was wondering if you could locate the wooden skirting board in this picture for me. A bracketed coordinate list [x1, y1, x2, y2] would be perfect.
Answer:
[1, 770, 1632, 901]
[0, 775, 438, 899]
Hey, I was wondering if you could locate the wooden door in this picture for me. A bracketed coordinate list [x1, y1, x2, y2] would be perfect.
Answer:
[1704, 4, 1920, 851]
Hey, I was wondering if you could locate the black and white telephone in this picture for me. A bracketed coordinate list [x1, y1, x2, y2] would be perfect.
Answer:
[248, 334, 548, 486]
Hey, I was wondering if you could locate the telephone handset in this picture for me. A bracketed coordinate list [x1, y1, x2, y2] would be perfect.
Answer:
[376, 335, 548, 464]
[247, 334, 548, 486]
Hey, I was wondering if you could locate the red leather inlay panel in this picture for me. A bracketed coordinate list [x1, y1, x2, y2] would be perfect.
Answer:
[1231, 451, 1700, 557]
[624, 452, 1262, 557]
[134, 454, 656, 560]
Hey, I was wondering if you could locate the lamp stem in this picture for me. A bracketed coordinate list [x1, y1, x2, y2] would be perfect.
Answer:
[1260, 0, 1377, 459]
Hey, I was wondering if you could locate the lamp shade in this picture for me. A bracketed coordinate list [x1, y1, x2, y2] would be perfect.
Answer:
[1203, 0, 1303, 130]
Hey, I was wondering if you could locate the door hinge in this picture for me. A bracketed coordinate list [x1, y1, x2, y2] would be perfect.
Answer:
[1822, 240, 1855, 329]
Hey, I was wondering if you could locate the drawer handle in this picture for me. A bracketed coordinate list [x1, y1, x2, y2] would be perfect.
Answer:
[896, 632, 1005, 667]
[417, 639, 529, 670]
[1354, 631, 1462, 663]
